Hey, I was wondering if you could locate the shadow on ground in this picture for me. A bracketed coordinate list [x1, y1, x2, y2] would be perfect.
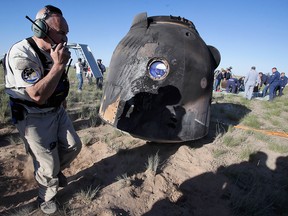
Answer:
[143, 152, 288, 216]
[56, 102, 252, 211]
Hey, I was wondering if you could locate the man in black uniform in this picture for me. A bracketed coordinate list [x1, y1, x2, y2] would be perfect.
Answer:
[96, 59, 106, 89]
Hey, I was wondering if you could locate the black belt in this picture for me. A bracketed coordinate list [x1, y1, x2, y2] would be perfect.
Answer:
[9, 97, 59, 109]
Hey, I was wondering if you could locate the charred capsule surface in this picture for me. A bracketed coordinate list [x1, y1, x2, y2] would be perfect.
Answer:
[99, 12, 221, 143]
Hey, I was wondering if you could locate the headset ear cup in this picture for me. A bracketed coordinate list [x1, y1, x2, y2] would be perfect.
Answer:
[32, 19, 48, 38]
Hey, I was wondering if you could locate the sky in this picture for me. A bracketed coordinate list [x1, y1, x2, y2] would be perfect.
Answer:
[0, 0, 287, 76]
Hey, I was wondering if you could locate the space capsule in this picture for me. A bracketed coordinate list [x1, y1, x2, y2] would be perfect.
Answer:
[99, 12, 221, 143]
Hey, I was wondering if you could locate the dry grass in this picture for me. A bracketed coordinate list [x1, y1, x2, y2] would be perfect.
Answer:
[212, 148, 228, 158]
[145, 151, 160, 173]
[75, 185, 101, 205]
[3, 206, 33, 216]
[0, 90, 9, 123]
[241, 114, 262, 129]
[213, 87, 288, 153]
[211, 89, 288, 215]
[116, 173, 131, 188]
[81, 134, 94, 146]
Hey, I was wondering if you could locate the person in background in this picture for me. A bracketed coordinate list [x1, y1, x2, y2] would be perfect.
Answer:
[4, 5, 82, 214]
[256, 72, 268, 97]
[244, 66, 258, 100]
[214, 69, 225, 91]
[226, 77, 239, 94]
[96, 59, 106, 89]
[267, 67, 280, 101]
[258, 72, 269, 89]
[238, 76, 245, 92]
[213, 69, 220, 89]
[75, 58, 84, 92]
[278, 72, 288, 96]
[262, 75, 271, 98]
[225, 66, 232, 80]
[86, 66, 93, 85]
[82, 59, 88, 78]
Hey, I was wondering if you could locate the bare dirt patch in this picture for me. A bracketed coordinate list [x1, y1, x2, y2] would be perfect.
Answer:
[1, 92, 288, 216]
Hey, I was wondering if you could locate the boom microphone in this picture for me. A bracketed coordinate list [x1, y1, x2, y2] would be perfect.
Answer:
[66, 58, 72, 74]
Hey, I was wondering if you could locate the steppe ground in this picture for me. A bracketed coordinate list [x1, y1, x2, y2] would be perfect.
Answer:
[0, 71, 288, 216]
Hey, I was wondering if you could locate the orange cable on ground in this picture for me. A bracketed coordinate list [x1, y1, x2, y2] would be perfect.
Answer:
[234, 125, 288, 139]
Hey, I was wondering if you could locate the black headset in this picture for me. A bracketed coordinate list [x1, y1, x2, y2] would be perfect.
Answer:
[31, 5, 63, 39]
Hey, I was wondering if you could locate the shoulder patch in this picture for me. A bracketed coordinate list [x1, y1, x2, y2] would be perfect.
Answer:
[21, 68, 41, 84]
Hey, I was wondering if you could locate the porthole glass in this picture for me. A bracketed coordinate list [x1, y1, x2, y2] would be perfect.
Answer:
[148, 59, 169, 80]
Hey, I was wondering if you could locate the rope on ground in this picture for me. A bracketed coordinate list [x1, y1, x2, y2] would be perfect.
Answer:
[234, 125, 288, 139]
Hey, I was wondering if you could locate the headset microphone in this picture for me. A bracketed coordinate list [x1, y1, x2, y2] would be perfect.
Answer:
[66, 58, 72, 74]
[25, 15, 57, 49]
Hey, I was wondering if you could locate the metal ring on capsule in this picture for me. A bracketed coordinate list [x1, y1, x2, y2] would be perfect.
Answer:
[147, 58, 170, 80]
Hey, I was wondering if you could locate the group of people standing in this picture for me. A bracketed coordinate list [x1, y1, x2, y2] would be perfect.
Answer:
[214, 66, 288, 101]
[244, 66, 287, 101]
[214, 67, 245, 94]
[74, 58, 106, 92]
[214, 66, 233, 92]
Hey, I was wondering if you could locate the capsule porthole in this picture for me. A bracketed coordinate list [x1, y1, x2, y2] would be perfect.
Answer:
[147, 58, 170, 80]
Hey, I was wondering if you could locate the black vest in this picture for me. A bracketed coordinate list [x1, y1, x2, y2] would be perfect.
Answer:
[19, 37, 70, 108]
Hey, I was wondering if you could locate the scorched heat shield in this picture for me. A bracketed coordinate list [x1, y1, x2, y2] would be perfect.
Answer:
[99, 12, 221, 143]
